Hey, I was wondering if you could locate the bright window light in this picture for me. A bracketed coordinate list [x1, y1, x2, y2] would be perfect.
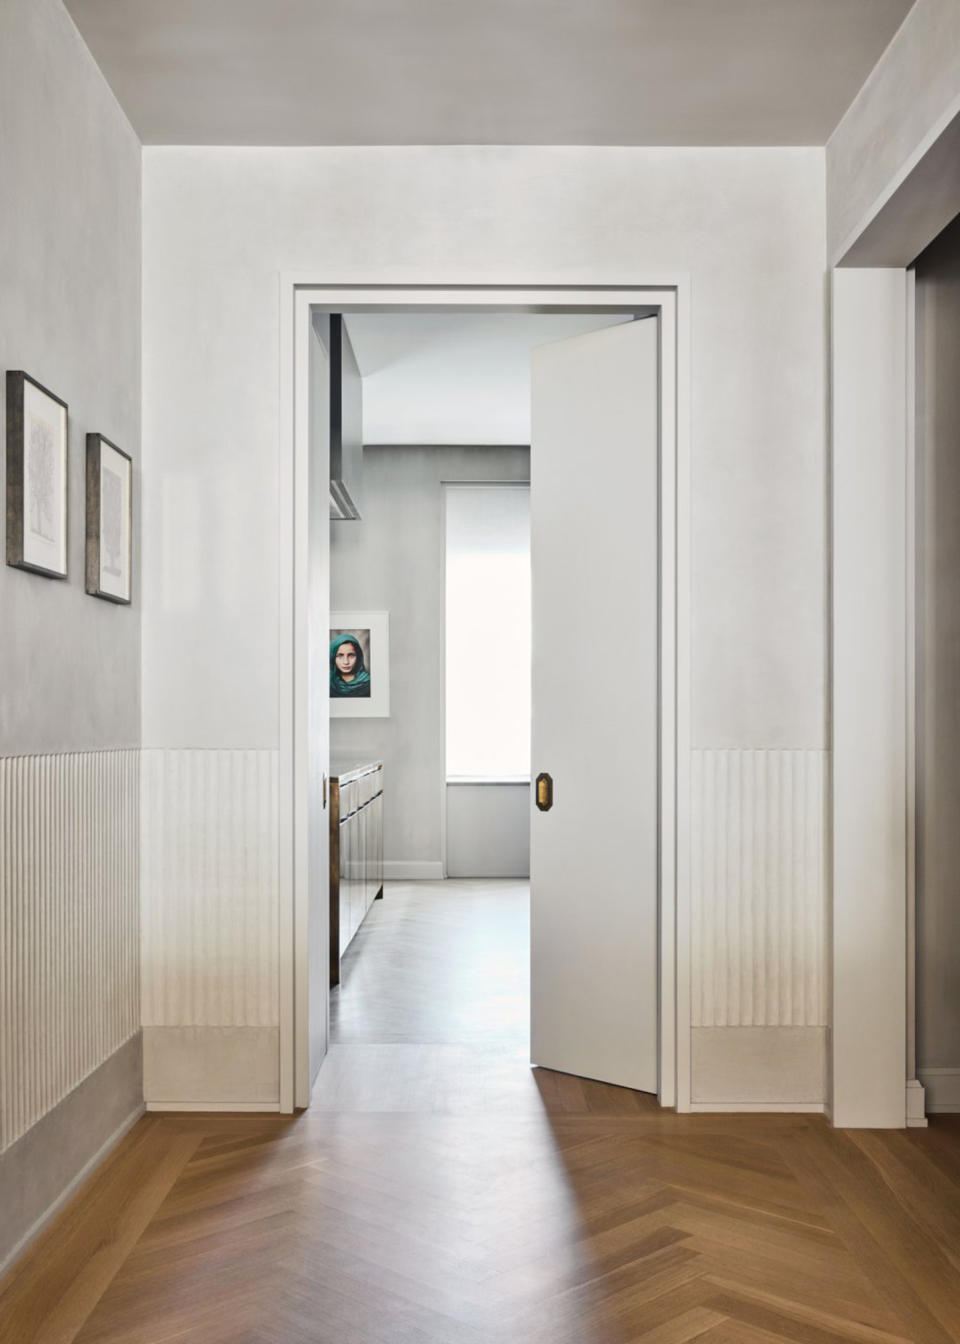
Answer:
[445, 484, 531, 780]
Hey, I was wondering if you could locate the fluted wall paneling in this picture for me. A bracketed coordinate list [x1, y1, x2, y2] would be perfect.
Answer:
[0, 750, 139, 1153]
[140, 749, 279, 1029]
[691, 749, 827, 1029]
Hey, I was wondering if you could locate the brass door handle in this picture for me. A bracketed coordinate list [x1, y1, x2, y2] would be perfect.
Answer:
[536, 772, 553, 812]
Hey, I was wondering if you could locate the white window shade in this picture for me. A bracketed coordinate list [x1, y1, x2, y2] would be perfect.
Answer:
[445, 484, 531, 780]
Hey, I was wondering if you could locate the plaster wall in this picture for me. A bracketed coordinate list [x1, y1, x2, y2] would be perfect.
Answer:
[0, 0, 142, 1270]
[141, 145, 828, 1105]
[826, 0, 960, 264]
[143, 145, 827, 753]
[0, 0, 141, 755]
[825, 0, 960, 1129]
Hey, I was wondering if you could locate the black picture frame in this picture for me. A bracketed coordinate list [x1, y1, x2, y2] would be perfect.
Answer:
[85, 432, 132, 604]
[5, 369, 69, 579]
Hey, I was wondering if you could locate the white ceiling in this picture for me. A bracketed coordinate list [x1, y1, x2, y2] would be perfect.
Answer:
[64, 0, 912, 147]
[343, 312, 632, 443]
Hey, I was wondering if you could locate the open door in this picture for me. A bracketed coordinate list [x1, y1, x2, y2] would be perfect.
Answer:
[295, 310, 332, 1108]
[530, 316, 659, 1093]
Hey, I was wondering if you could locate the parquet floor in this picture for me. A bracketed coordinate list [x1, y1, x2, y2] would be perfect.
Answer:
[3, 880, 960, 1343]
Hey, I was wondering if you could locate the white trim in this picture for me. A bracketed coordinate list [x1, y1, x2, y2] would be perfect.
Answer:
[439, 483, 449, 879]
[277, 277, 296, 1115]
[920, 1069, 960, 1113]
[673, 280, 692, 1113]
[688, 1102, 826, 1115]
[291, 286, 315, 1112]
[145, 1102, 282, 1113]
[905, 265, 918, 1086]
[283, 280, 690, 1117]
[831, 269, 909, 1128]
[447, 778, 530, 786]
[906, 1077, 928, 1126]
[0, 1103, 145, 1279]
[908, 270, 937, 1134]
[382, 861, 445, 881]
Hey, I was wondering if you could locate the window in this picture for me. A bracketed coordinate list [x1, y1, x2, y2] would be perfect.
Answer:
[445, 484, 531, 780]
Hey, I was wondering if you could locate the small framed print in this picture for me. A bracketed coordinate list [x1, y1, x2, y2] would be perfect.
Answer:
[330, 611, 390, 717]
[85, 433, 132, 604]
[5, 370, 69, 579]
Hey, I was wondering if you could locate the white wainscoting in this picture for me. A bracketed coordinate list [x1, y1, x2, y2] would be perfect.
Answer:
[690, 748, 828, 1107]
[0, 750, 140, 1152]
[691, 748, 828, 1029]
[140, 749, 280, 1105]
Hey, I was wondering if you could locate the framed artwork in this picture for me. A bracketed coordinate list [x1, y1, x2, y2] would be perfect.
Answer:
[85, 434, 132, 603]
[330, 610, 390, 717]
[5, 370, 68, 578]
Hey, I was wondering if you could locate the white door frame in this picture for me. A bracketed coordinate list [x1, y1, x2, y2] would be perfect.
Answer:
[279, 280, 692, 1115]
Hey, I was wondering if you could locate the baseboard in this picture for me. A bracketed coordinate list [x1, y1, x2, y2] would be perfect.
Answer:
[688, 1102, 826, 1114]
[691, 1027, 827, 1105]
[919, 1067, 960, 1113]
[382, 861, 445, 880]
[143, 1026, 279, 1105]
[906, 1077, 929, 1126]
[0, 1032, 144, 1276]
[0, 1102, 144, 1279]
[146, 1102, 281, 1113]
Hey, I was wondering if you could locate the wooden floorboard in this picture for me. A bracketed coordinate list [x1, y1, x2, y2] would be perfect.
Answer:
[2, 880, 960, 1343]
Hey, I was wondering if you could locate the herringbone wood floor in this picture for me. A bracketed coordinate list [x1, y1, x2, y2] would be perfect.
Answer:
[3, 881, 960, 1343]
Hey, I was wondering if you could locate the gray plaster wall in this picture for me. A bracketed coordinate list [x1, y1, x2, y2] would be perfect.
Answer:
[0, 0, 141, 757]
[446, 783, 530, 878]
[826, 0, 960, 264]
[0, 1035, 143, 1276]
[916, 213, 960, 1083]
[331, 445, 530, 870]
[0, 0, 142, 1272]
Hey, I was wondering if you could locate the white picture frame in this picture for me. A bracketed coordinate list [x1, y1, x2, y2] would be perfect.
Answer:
[330, 610, 390, 717]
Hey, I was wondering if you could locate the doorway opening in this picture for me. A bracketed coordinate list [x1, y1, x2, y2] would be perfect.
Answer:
[283, 285, 688, 1117]
[912, 212, 960, 1122]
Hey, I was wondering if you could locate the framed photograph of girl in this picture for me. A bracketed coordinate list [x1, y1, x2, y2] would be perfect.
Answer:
[329, 610, 390, 717]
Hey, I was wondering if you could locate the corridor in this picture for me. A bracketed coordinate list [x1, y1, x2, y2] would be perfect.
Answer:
[3, 880, 960, 1342]
[320, 878, 657, 1115]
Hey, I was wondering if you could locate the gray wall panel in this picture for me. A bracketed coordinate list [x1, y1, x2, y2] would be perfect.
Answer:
[0, 1033, 142, 1274]
[0, 0, 141, 757]
[0, 0, 142, 1271]
[446, 783, 530, 878]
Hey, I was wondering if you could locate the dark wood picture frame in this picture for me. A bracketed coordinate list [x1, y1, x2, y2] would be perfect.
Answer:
[5, 369, 69, 579]
[85, 433, 132, 604]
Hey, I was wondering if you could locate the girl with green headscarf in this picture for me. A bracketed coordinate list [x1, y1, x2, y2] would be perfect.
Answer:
[330, 633, 371, 697]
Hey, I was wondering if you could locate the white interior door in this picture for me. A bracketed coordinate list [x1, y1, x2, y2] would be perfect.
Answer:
[295, 310, 331, 1108]
[530, 317, 659, 1093]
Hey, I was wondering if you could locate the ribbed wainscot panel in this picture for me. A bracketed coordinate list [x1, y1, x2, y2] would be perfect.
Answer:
[0, 750, 140, 1152]
[140, 749, 279, 1029]
[691, 749, 828, 1028]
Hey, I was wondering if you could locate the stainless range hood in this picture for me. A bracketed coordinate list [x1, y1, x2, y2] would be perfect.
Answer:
[327, 313, 362, 520]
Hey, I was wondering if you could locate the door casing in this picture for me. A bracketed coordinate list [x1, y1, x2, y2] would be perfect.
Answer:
[280, 281, 692, 1114]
